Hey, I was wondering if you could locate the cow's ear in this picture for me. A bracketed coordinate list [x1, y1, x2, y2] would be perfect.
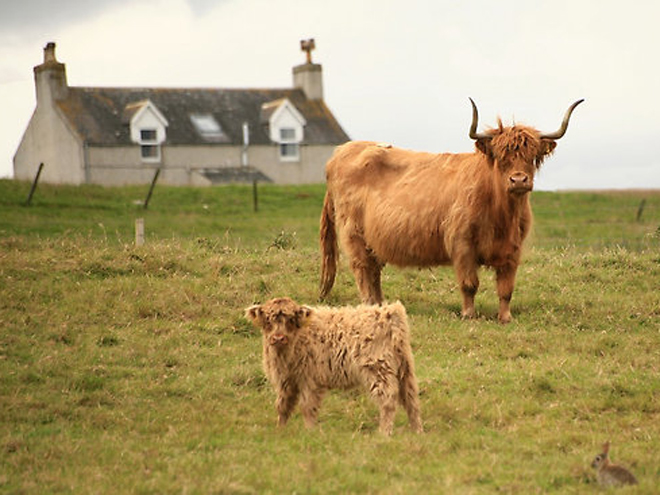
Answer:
[245, 304, 263, 324]
[535, 139, 557, 168]
[475, 139, 493, 161]
[539, 139, 557, 156]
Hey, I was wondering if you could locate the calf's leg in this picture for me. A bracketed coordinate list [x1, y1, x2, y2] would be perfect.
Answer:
[364, 369, 398, 435]
[377, 398, 397, 436]
[299, 388, 324, 428]
[398, 362, 423, 433]
[276, 384, 299, 427]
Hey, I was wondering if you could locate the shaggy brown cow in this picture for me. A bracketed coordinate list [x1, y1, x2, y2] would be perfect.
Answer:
[245, 297, 423, 435]
[320, 98, 583, 323]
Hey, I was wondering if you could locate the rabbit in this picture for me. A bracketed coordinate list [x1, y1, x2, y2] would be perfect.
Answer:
[591, 441, 638, 487]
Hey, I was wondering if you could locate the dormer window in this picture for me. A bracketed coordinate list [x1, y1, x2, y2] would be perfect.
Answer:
[260, 98, 306, 163]
[125, 100, 168, 164]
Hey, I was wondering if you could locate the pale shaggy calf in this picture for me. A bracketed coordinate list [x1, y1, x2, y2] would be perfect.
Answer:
[245, 297, 423, 435]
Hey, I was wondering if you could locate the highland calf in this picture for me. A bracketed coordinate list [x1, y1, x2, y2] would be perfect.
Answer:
[245, 297, 423, 435]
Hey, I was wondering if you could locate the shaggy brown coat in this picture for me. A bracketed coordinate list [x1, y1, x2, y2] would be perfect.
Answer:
[245, 297, 423, 435]
[320, 100, 582, 323]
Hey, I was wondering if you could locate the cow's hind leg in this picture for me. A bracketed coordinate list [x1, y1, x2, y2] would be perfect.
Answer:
[346, 237, 384, 304]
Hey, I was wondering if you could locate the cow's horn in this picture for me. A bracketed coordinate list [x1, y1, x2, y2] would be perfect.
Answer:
[468, 98, 490, 140]
[540, 99, 585, 140]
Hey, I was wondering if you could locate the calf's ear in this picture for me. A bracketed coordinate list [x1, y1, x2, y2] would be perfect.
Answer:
[245, 305, 263, 324]
[294, 306, 313, 327]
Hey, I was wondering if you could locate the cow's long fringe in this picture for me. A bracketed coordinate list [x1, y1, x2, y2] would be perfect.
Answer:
[319, 191, 338, 300]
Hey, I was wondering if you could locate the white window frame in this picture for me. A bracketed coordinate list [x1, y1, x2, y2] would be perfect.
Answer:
[278, 127, 300, 161]
[139, 128, 161, 162]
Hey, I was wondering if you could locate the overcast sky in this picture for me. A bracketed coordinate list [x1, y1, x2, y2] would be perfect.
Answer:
[1, 0, 658, 190]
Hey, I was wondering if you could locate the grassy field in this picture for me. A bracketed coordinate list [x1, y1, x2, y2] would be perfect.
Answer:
[1, 179, 659, 493]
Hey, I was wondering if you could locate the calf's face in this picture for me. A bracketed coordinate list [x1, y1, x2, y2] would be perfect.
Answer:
[246, 297, 312, 350]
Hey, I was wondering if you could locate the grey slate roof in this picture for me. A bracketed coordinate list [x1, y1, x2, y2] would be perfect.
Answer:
[57, 86, 349, 146]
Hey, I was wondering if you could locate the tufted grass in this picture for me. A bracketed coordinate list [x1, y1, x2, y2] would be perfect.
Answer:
[1, 180, 659, 493]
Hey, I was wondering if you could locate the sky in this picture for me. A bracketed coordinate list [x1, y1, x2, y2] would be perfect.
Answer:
[1, 0, 658, 190]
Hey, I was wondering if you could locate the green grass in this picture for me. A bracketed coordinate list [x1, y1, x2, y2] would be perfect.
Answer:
[1, 179, 659, 493]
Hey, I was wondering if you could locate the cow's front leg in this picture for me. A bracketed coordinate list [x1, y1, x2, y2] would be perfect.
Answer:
[495, 263, 518, 324]
[454, 256, 480, 319]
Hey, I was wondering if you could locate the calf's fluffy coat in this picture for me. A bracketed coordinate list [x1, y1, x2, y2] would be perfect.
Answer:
[245, 297, 423, 435]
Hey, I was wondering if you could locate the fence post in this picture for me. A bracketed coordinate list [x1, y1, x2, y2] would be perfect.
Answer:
[252, 179, 258, 212]
[135, 218, 145, 246]
[636, 199, 646, 222]
[143, 168, 161, 209]
[25, 163, 45, 206]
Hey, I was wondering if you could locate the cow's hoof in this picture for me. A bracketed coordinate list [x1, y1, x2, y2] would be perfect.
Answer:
[461, 309, 476, 320]
[498, 313, 512, 324]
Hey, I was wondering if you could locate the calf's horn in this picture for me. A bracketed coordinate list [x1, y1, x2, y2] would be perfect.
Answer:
[468, 97, 490, 140]
[540, 99, 585, 140]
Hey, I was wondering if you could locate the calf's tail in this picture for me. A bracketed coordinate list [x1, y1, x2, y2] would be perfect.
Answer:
[319, 190, 338, 300]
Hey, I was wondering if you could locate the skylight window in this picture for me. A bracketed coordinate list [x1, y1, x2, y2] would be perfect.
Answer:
[190, 114, 224, 141]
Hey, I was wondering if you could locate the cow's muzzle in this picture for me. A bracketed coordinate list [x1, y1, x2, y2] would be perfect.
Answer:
[269, 333, 289, 347]
[508, 172, 532, 195]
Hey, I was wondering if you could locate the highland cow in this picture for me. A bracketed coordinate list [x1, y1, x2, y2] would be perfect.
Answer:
[320, 98, 583, 322]
[245, 297, 423, 435]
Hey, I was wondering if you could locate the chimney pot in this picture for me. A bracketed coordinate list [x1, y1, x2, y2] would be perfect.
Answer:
[44, 42, 57, 64]
[293, 39, 323, 100]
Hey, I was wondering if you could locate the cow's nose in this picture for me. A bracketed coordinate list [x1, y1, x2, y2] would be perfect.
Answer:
[509, 172, 528, 185]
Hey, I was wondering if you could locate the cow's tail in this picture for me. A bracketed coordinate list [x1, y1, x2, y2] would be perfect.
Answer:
[319, 190, 338, 301]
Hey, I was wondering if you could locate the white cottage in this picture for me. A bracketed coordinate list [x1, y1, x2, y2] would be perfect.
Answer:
[13, 41, 349, 186]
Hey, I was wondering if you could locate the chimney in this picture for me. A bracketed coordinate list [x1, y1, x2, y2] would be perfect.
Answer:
[33, 42, 68, 105]
[293, 39, 323, 100]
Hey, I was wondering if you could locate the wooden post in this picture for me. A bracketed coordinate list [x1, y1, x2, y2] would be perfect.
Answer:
[135, 218, 145, 246]
[636, 199, 646, 222]
[25, 163, 44, 206]
[252, 180, 258, 212]
[143, 168, 161, 209]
